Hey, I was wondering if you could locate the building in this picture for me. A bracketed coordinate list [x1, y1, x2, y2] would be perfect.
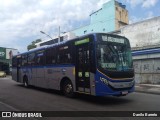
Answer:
[71, 0, 128, 36]
[117, 16, 160, 48]
[0, 47, 18, 74]
[37, 0, 128, 47]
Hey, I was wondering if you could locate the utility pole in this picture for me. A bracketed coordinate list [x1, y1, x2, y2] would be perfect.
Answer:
[58, 26, 60, 43]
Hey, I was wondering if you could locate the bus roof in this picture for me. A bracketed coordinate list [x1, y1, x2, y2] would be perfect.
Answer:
[13, 33, 127, 57]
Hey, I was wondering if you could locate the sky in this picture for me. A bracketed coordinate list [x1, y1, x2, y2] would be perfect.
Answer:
[0, 0, 160, 53]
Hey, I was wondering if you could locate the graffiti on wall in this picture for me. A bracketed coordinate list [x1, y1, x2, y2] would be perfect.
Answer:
[134, 59, 160, 84]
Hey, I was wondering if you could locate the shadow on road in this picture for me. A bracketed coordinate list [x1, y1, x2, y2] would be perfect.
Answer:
[75, 94, 133, 106]
[16, 84, 133, 106]
[16, 84, 63, 95]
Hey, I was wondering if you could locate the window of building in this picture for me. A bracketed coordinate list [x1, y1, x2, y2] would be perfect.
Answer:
[116, 7, 118, 11]
[119, 11, 121, 20]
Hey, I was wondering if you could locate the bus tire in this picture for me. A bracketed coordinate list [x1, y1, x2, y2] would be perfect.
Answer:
[23, 76, 29, 88]
[63, 80, 74, 98]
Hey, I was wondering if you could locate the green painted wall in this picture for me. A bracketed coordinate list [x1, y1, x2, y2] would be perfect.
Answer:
[71, 0, 116, 36]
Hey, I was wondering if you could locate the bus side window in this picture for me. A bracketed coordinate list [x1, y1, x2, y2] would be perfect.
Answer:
[57, 45, 71, 64]
[52, 48, 56, 64]
[12, 57, 17, 67]
[90, 42, 96, 73]
[65, 53, 71, 63]
[17, 57, 22, 67]
[28, 53, 35, 66]
[21, 55, 27, 66]
[46, 48, 56, 65]
[36, 51, 45, 65]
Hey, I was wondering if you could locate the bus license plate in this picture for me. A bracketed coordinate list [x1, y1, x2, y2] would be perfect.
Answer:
[122, 91, 128, 95]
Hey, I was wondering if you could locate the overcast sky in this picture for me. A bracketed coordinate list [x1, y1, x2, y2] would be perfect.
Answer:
[0, 0, 159, 52]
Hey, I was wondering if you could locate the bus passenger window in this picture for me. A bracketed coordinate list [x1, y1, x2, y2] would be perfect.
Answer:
[28, 53, 35, 66]
[36, 51, 45, 65]
[21, 55, 27, 66]
[12, 57, 17, 67]
[64, 53, 71, 63]
[52, 56, 56, 64]
[57, 45, 72, 64]
[46, 48, 56, 65]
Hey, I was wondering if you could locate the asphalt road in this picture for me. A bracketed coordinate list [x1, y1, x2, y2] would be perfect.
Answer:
[0, 76, 160, 120]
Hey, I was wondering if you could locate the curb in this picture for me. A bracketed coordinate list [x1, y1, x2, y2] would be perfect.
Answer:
[135, 86, 160, 95]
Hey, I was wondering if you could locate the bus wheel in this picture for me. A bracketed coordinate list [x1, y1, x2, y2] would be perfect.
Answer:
[63, 80, 74, 97]
[23, 76, 29, 88]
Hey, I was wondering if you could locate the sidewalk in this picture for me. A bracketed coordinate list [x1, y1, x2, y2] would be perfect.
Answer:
[135, 84, 160, 95]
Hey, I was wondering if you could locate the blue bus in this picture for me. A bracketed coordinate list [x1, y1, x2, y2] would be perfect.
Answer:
[12, 33, 134, 97]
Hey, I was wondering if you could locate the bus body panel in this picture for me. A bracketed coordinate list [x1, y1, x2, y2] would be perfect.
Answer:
[35, 67, 46, 88]
[45, 65, 75, 90]
[12, 68, 18, 82]
[20, 67, 37, 86]
[94, 70, 135, 96]
[14, 65, 76, 91]
[89, 72, 96, 96]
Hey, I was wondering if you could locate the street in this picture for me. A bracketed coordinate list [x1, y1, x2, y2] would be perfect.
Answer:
[0, 76, 160, 120]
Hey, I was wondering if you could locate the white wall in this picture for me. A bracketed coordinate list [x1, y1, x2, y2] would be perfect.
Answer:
[119, 16, 160, 48]
[133, 59, 160, 84]
[6, 49, 19, 59]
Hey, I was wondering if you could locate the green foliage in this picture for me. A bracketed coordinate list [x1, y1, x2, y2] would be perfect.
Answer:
[27, 39, 42, 51]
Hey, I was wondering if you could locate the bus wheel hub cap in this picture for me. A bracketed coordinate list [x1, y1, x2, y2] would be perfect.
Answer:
[66, 84, 72, 93]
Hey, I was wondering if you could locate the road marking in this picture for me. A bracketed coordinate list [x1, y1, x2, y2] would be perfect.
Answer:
[0, 101, 19, 111]
[0, 101, 38, 120]
[0, 78, 8, 80]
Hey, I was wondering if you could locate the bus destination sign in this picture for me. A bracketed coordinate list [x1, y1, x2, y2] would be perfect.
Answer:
[102, 36, 124, 44]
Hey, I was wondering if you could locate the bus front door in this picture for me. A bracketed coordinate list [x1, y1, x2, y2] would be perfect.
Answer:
[76, 43, 91, 94]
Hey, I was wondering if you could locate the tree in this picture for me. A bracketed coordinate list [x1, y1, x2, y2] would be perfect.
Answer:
[27, 39, 42, 51]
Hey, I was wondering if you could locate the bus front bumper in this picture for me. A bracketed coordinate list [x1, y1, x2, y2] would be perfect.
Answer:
[95, 80, 135, 96]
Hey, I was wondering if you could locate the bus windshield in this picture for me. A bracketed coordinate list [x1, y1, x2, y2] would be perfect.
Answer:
[97, 34, 133, 71]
